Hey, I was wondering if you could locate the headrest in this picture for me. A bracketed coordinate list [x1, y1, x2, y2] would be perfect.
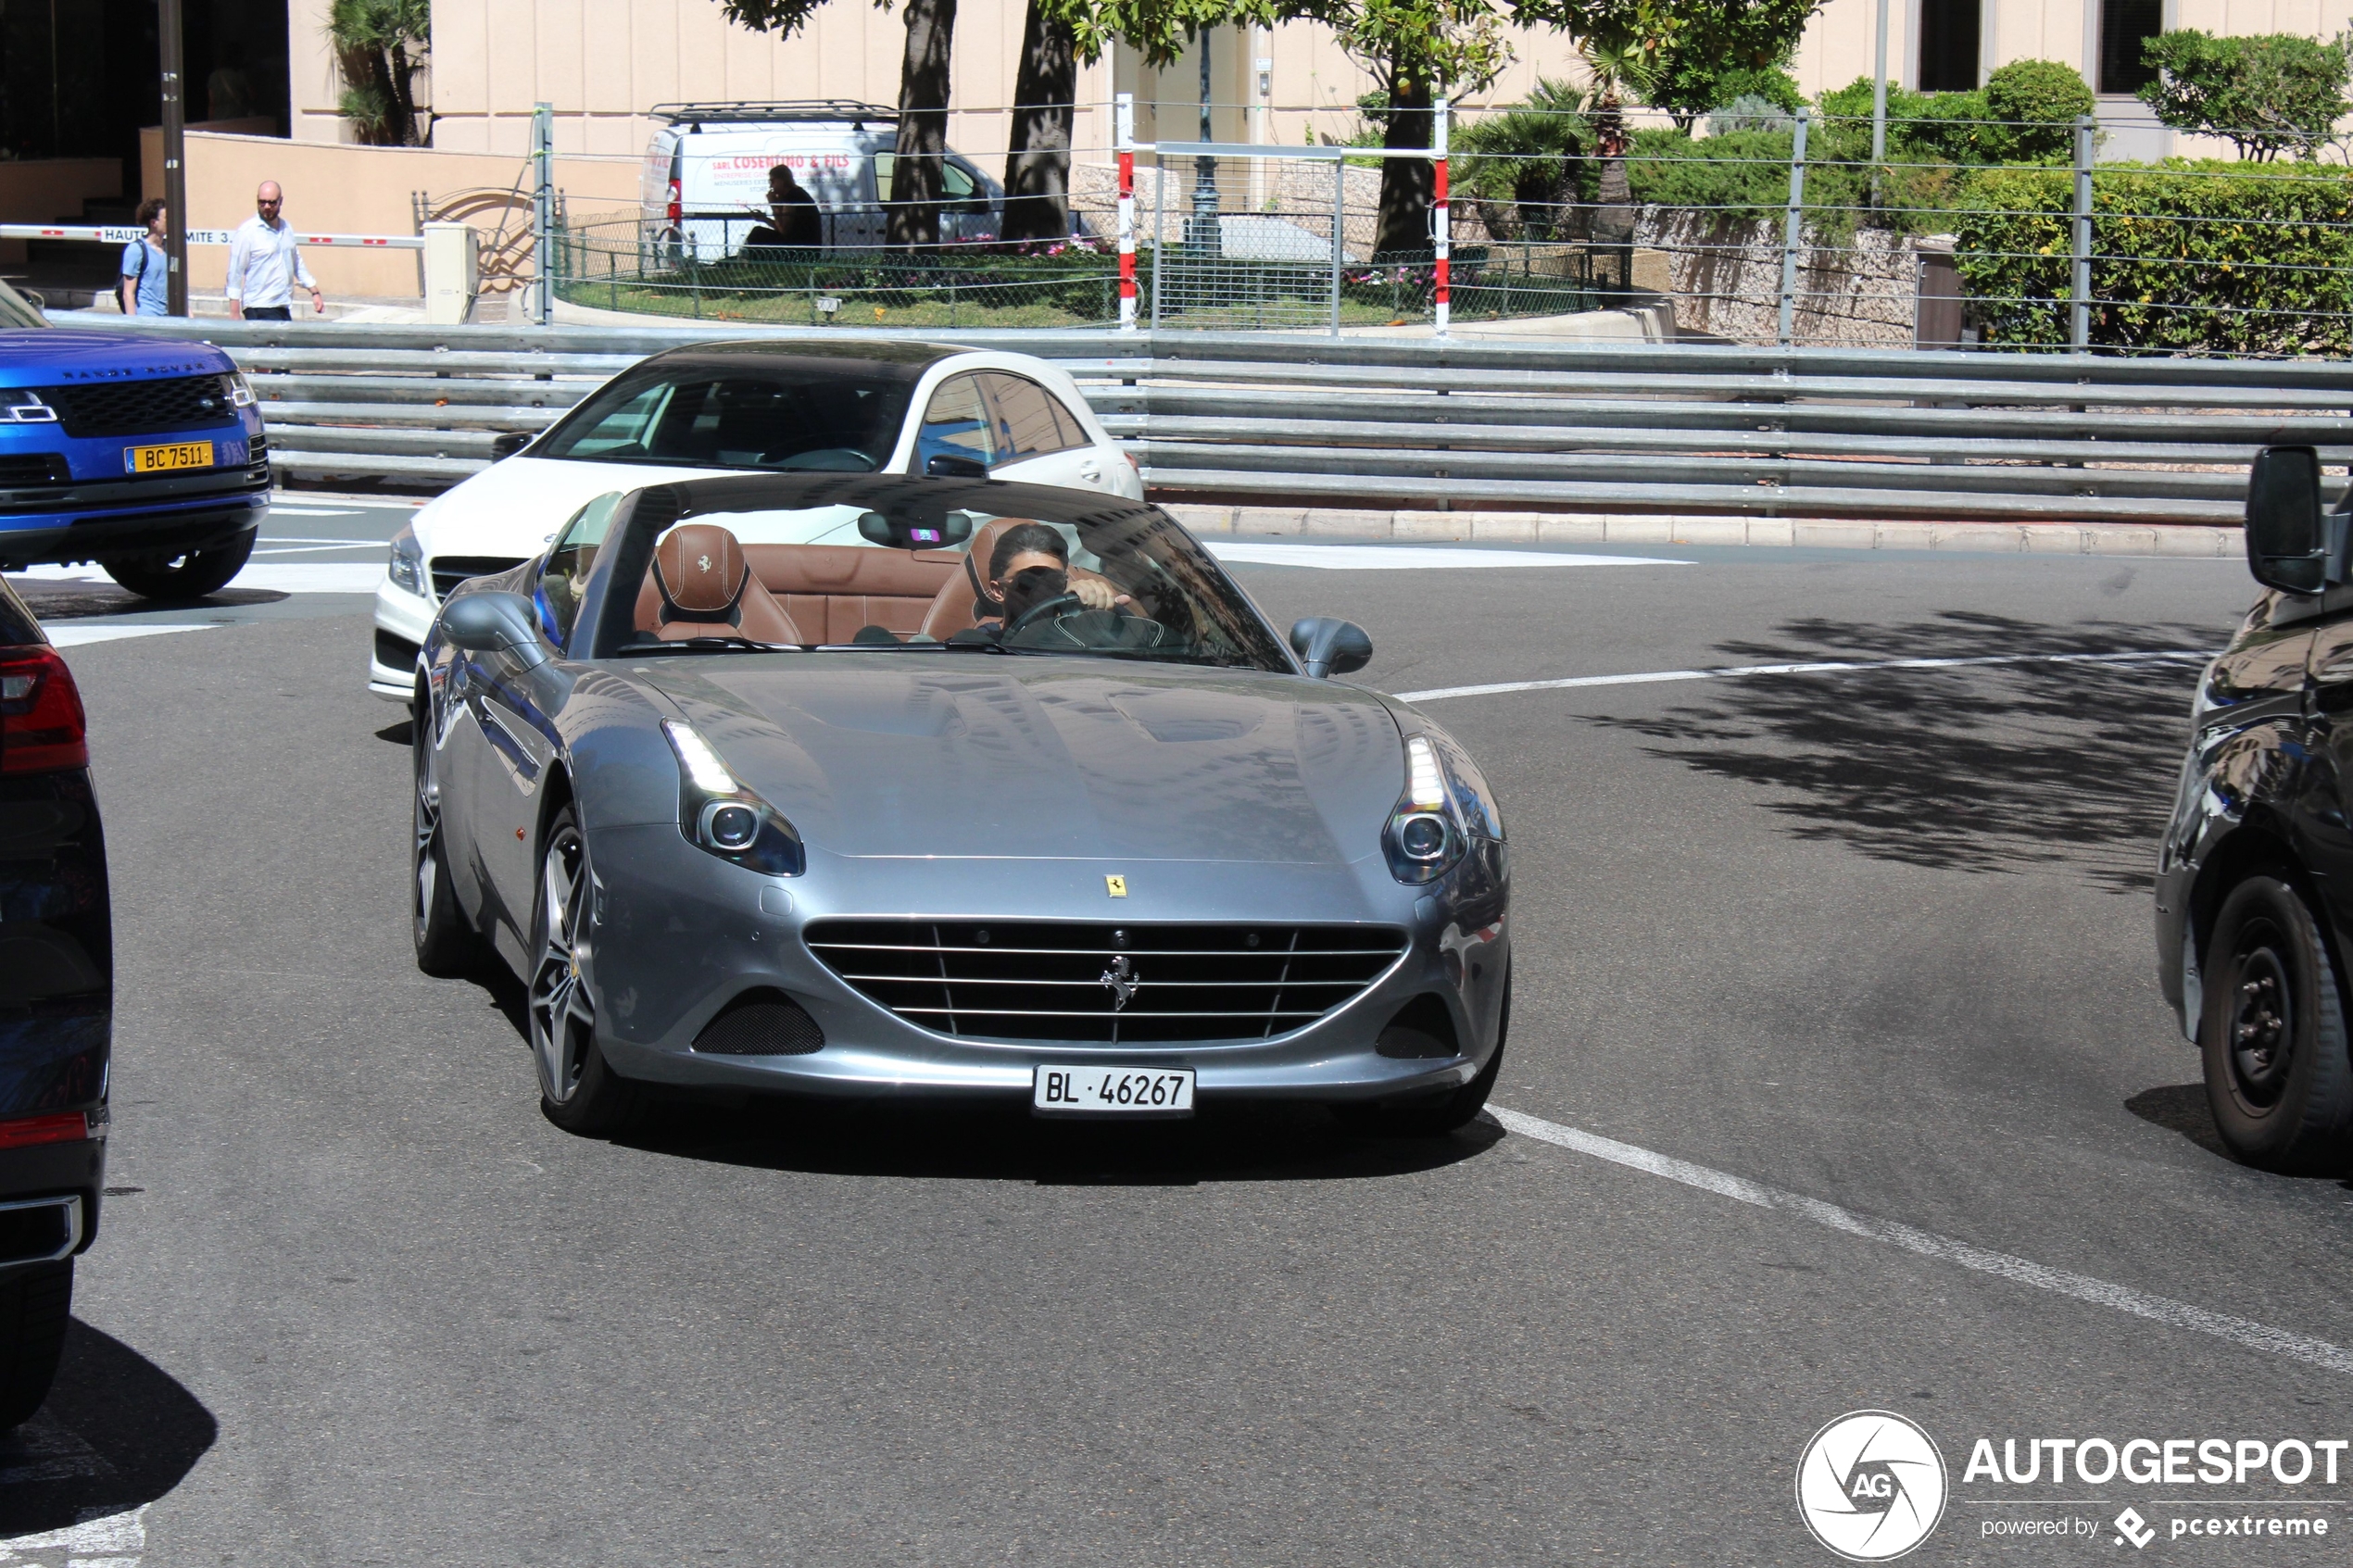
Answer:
[960, 516, 1040, 608]
[654, 523, 750, 615]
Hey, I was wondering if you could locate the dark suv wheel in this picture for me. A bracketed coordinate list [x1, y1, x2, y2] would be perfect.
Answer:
[2200, 875, 2353, 1172]
[100, 530, 256, 600]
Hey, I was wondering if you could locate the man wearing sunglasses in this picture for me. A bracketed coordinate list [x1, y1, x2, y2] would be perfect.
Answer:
[225, 182, 323, 321]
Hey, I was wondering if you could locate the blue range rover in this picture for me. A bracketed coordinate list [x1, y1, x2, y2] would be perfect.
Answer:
[0, 280, 269, 598]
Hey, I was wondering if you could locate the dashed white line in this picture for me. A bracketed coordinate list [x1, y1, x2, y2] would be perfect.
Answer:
[1398, 648, 2213, 703]
[0, 1502, 145, 1562]
[1491, 1105, 2353, 1377]
[1210, 543, 1692, 571]
[45, 623, 214, 647]
[262, 506, 360, 516]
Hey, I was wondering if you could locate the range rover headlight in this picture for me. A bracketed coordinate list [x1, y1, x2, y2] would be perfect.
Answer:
[663, 719, 804, 876]
[1382, 730, 1504, 885]
[0, 390, 57, 424]
[387, 527, 426, 596]
[226, 371, 256, 408]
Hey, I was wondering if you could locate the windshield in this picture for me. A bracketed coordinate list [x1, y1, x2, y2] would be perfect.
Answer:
[592, 479, 1292, 673]
[535, 368, 913, 472]
[0, 278, 46, 329]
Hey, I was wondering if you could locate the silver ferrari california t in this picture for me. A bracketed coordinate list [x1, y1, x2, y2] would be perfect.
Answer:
[408, 472, 1509, 1136]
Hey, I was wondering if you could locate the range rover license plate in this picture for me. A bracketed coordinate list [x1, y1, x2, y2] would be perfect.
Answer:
[1034, 1065, 1194, 1116]
[124, 441, 214, 474]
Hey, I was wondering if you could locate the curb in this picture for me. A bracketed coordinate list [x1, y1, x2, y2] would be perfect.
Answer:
[1158, 506, 2246, 559]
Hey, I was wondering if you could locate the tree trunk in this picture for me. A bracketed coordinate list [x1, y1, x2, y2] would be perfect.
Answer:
[888, 0, 958, 249]
[388, 42, 420, 146]
[1372, 64, 1434, 260]
[1591, 93, 1635, 285]
[1001, 0, 1076, 243]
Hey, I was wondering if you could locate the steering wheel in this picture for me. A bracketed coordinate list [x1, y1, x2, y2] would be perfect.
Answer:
[1005, 592, 1085, 635]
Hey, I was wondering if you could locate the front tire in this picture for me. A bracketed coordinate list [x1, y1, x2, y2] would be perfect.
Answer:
[1341, 972, 1510, 1137]
[529, 804, 642, 1135]
[2200, 875, 2353, 1173]
[412, 687, 484, 977]
[0, 1261, 72, 1429]
[99, 530, 256, 600]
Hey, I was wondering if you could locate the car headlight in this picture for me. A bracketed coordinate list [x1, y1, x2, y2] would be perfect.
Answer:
[0, 390, 57, 424]
[225, 371, 256, 408]
[1382, 730, 1504, 885]
[663, 719, 804, 876]
[388, 528, 427, 596]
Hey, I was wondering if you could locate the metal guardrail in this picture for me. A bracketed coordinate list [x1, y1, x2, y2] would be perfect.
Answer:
[58, 315, 2352, 521]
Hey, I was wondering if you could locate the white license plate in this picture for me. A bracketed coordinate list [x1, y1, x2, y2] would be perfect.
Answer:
[1033, 1064, 1195, 1116]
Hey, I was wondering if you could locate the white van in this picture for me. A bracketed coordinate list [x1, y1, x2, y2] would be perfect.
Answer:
[639, 101, 1003, 258]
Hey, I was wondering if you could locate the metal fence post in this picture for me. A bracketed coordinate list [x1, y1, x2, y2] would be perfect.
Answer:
[1778, 108, 1808, 347]
[1329, 155, 1345, 337]
[1432, 94, 1450, 339]
[531, 102, 554, 325]
[2071, 114, 2094, 353]
[1115, 94, 1139, 333]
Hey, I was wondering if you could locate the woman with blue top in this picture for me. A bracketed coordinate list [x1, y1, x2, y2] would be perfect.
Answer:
[117, 199, 170, 317]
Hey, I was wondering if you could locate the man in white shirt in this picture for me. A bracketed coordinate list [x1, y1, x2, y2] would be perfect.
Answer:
[226, 182, 324, 320]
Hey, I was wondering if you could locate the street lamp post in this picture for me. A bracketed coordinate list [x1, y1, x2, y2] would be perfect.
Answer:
[1189, 31, 1221, 256]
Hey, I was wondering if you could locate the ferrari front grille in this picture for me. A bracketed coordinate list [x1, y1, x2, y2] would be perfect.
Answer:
[804, 920, 1409, 1044]
[429, 555, 525, 601]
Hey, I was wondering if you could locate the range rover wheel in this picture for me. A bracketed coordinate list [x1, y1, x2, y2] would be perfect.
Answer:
[411, 684, 484, 977]
[99, 530, 256, 600]
[0, 1261, 72, 1429]
[529, 804, 643, 1135]
[2200, 875, 2353, 1172]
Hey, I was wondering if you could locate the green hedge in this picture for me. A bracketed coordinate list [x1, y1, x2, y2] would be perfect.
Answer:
[1954, 161, 2353, 354]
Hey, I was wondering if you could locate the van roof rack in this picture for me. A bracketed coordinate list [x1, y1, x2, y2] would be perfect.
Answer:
[649, 101, 900, 127]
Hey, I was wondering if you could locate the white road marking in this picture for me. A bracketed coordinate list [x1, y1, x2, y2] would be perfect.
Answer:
[262, 506, 360, 516]
[1491, 1105, 2353, 1377]
[256, 535, 386, 546]
[45, 623, 213, 647]
[1398, 648, 2213, 703]
[251, 543, 386, 556]
[1209, 543, 1692, 571]
[17, 563, 384, 595]
[0, 1502, 146, 1562]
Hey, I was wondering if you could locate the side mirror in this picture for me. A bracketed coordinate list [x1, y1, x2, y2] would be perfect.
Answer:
[1290, 617, 1373, 679]
[925, 452, 989, 480]
[439, 589, 547, 665]
[2247, 445, 2326, 596]
[490, 432, 535, 461]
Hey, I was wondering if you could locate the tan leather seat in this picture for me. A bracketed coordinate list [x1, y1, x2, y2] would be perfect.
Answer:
[744, 543, 958, 643]
[915, 518, 1113, 642]
[635, 522, 804, 643]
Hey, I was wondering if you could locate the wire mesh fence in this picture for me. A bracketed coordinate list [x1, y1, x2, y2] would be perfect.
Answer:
[1450, 103, 2353, 355]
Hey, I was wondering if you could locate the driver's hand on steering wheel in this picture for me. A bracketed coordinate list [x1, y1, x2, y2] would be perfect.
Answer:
[1071, 577, 1131, 612]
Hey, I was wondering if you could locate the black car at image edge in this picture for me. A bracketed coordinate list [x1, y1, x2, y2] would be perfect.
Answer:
[2160, 445, 2353, 1173]
[0, 578, 110, 1426]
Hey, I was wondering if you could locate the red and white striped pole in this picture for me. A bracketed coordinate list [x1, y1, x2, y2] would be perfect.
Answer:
[1432, 94, 1451, 338]
[1116, 93, 1139, 333]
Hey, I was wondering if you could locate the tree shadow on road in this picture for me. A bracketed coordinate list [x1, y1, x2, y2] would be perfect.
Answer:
[0, 1321, 217, 1537]
[1585, 610, 2229, 894]
[617, 1094, 1504, 1185]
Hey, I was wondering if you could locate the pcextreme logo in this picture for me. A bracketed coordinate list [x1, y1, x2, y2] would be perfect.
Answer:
[1797, 1411, 1951, 1562]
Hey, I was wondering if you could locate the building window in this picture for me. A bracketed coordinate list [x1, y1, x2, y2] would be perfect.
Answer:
[1918, 0, 1982, 92]
[2099, 0, 2164, 94]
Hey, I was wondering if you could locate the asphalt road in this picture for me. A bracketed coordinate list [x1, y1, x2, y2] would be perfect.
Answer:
[4, 510, 2346, 1566]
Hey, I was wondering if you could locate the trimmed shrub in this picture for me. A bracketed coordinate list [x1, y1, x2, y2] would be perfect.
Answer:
[1954, 160, 2353, 354]
[2139, 31, 2353, 162]
[1983, 59, 2095, 161]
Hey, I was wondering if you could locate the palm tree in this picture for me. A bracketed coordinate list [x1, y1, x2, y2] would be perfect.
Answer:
[327, 0, 429, 147]
[1452, 77, 1588, 240]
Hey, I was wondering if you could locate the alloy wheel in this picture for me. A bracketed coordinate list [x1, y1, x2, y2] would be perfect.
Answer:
[529, 823, 597, 1105]
[2229, 929, 2294, 1110]
[412, 735, 441, 935]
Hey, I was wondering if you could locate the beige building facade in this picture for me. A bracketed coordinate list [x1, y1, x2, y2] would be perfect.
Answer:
[278, 0, 2347, 172]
